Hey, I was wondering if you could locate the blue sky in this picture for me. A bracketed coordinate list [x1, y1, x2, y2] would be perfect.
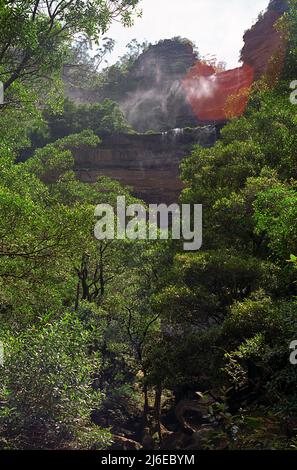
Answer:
[105, 0, 270, 69]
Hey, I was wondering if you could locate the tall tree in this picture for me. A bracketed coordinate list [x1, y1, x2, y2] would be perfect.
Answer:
[0, 0, 140, 94]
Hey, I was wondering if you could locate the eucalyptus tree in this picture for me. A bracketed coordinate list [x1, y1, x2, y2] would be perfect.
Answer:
[0, 0, 140, 93]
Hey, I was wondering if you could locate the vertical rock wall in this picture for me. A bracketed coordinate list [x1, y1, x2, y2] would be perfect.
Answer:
[73, 127, 217, 204]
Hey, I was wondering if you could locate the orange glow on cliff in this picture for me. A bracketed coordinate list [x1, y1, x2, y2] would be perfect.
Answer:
[182, 62, 255, 121]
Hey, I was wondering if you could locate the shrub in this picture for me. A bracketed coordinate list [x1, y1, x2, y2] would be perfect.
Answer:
[0, 312, 111, 449]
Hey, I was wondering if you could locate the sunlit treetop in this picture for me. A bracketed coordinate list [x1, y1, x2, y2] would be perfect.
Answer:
[0, 0, 141, 93]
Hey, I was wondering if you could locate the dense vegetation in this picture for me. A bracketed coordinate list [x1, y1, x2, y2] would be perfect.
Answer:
[0, 0, 297, 451]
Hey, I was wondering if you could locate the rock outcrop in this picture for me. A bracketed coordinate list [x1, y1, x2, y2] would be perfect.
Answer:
[182, 0, 288, 122]
[66, 0, 288, 132]
[73, 126, 217, 204]
[241, 0, 288, 80]
[182, 63, 255, 122]
[112, 39, 199, 133]
[66, 38, 200, 132]
[70, 0, 288, 203]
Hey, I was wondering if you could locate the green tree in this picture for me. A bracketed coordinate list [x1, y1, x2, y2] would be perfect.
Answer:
[0, 312, 111, 449]
[0, 0, 140, 93]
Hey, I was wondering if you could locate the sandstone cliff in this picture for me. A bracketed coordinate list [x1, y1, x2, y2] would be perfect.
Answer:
[73, 126, 217, 204]
[179, 0, 288, 122]
[241, 0, 288, 80]
[66, 38, 200, 133]
[70, 0, 288, 204]
[66, 0, 288, 132]
[109, 39, 199, 133]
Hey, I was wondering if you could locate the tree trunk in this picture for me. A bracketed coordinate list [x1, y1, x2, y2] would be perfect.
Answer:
[154, 385, 162, 443]
[143, 370, 149, 427]
[74, 281, 80, 310]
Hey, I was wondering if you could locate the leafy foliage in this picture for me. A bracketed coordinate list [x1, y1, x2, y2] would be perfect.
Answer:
[1, 0, 297, 452]
[0, 312, 112, 449]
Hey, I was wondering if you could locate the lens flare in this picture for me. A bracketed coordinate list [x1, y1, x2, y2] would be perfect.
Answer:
[182, 62, 255, 121]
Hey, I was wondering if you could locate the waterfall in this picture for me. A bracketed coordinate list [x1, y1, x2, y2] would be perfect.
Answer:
[160, 126, 217, 146]
[161, 128, 185, 142]
[172, 128, 184, 136]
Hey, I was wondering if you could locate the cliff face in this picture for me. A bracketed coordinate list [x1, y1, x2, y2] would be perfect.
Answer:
[241, 0, 288, 80]
[181, 0, 288, 122]
[114, 40, 199, 133]
[65, 39, 199, 132]
[66, 0, 288, 132]
[73, 127, 217, 204]
[120, 0, 287, 128]
[70, 0, 288, 204]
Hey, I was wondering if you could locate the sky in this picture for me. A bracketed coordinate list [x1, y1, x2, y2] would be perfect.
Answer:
[104, 0, 270, 69]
